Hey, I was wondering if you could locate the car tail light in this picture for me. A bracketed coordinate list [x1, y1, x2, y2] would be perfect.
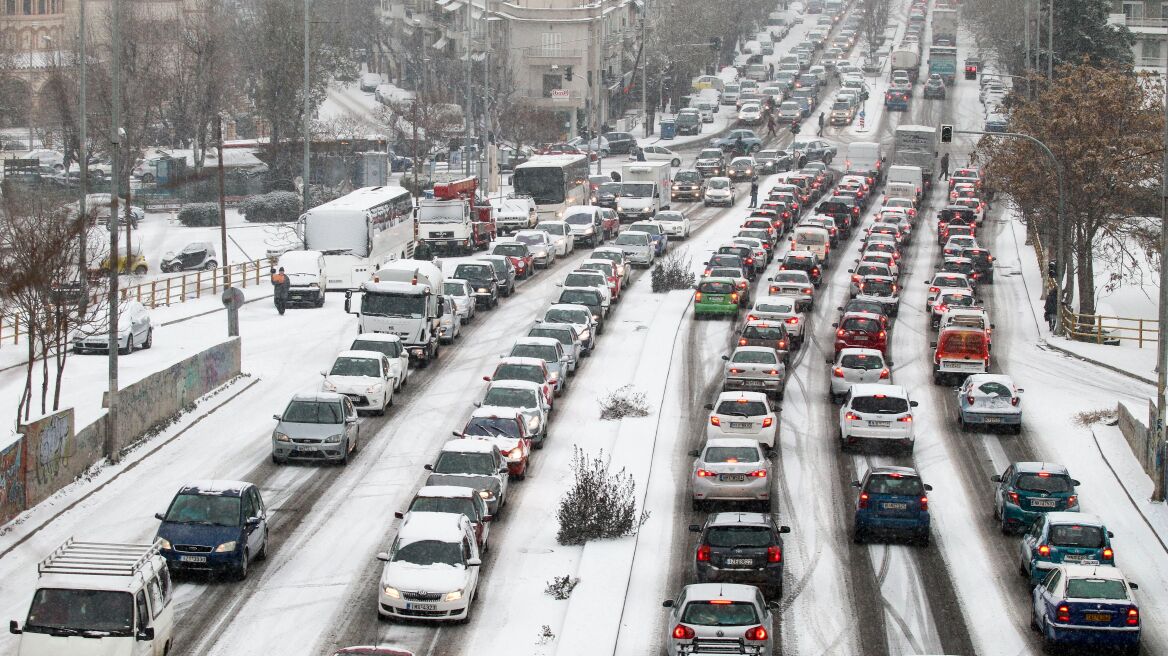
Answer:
[851, 275, 861, 283]
[879, 368, 890, 379]
[787, 317, 799, 325]
[833, 367, 845, 378]
[845, 412, 859, 421]
[802, 287, 813, 294]
[1011, 397, 1020, 406]
[762, 417, 773, 428]
[897, 416, 913, 423]
[929, 286, 940, 294]
[765, 546, 781, 563]
[739, 338, 748, 346]
[1127, 607, 1139, 626]
[1103, 547, 1114, 560]
[858, 492, 869, 508]
[674, 623, 697, 639]
[1056, 605, 1070, 623]
[745, 257, 754, 265]
[1008, 491, 1020, 505]
[729, 368, 744, 374]
[749, 469, 768, 478]
[918, 496, 928, 510]
[878, 330, 886, 339]
[778, 340, 786, 349]
[1037, 544, 1051, 557]
[1067, 495, 1078, 508]
[695, 292, 703, 302]
[768, 369, 780, 375]
[967, 395, 975, 405]
[769, 286, 779, 295]
[747, 315, 758, 322]
[731, 292, 739, 303]
[745, 626, 769, 641]
[812, 267, 820, 275]
[696, 469, 717, 477]
[710, 416, 721, 426]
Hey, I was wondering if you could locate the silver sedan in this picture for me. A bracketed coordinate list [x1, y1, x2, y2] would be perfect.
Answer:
[689, 438, 772, 511]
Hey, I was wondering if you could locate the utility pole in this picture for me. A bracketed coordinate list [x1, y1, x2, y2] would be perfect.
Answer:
[302, 0, 311, 213]
[464, 0, 473, 177]
[106, 0, 123, 463]
[1023, 0, 1029, 72]
[640, 0, 648, 137]
[77, 0, 88, 310]
[217, 115, 229, 288]
[1046, 0, 1053, 79]
[1154, 79, 1168, 502]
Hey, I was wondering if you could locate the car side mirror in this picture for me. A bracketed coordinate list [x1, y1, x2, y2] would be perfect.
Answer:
[850, 480, 860, 488]
[704, 403, 714, 410]
[836, 306, 844, 311]
[377, 551, 390, 562]
[424, 463, 434, 471]
[394, 511, 404, 519]
[831, 322, 838, 328]
[273, 414, 282, 421]
[154, 512, 165, 521]
[721, 355, 730, 361]
[320, 371, 327, 377]
[924, 484, 933, 491]
[923, 279, 930, 284]
[246, 517, 261, 528]
[909, 401, 919, 407]
[9, 620, 21, 635]
[136, 627, 155, 642]
[452, 431, 464, 438]
[990, 474, 1002, 483]
[1071, 479, 1081, 486]
[990, 323, 996, 329]
[688, 449, 701, 457]
[778, 525, 791, 534]
[929, 342, 937, 348]
[473, 402, 481, 408]
[500, 466, 510, 474]
[1108, 531, 1114, 538]
[1016, 388, 1025, 394]
[482, 376, 492, 382]
[467, 557, 483, 567]
[1130, 582, 1139, 590]
[663, 599, 675, 608]
[688, 524, 702, 533]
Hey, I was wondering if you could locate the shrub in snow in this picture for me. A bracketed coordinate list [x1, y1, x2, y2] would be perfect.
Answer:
[651, 249, 696, 293]
[537, 625, 555, 644]
[307, 184, 345, 208]
[177, 202, 221, 227]
[599, 384, 651, 420]
[544, 574, 580, 600]
[241, 191, 300, 223]
[556, 446, 649, 545]
[1074, 408, 1117, 426]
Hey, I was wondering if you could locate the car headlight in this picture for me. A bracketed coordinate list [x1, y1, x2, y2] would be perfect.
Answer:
[324, 433, 343, 443]
[214, 541, 237, 553]
[366, 384, 384, 395]
[479, 489, 494, 499]
[274, 432, 291, 442]
[383, 586, 401, 599]
[477, 287, 489, 293]
[322, 380, 337, 392]
[549, 372, 560, 382]
[308, 283, 319, 288]
[444, 590, 464, 602]
[411, 347, 425, 357]
[527, 416, 541, 431]
[157, 537, 172, 550]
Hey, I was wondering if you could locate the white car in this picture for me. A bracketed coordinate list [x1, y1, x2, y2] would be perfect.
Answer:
[634, 144, 682, 167]
[653, 210, 691, 239]
[838, 383, 918, 453]
[828, 348, 890, 403]
[722, 346, 786, 400]
[349, 333, 410, 391]
[767, 270, 815, 311]
[747, 295, 806, 345]
[377, 512, 482, 622]
[514, 230, 557, 267]
[535, 221, 575, 256]
[925, 272, 973, 311]
[438, 294, 462, 344]
[858, 251, 900, 279]
[72, 299, 154, 354]
[442, 278, 477, 324]
[613, 230, 655, 267]
[704, 177, 734, 207]
[479, 379, 551, 445]
[562, 269, 613, 308]
[705, 390, 779, 449]
[738, 102, 764, 125]
[322, 350, 394, 415]
[731, 237, 769, 270]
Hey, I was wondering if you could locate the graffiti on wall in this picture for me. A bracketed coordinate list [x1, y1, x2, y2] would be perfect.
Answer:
[178, 338, 238, 405]
[0, 440, 26, 524]
[32, 412, 71, 485]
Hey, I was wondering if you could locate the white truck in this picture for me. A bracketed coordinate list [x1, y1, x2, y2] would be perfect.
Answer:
[490, 196, 538, 235]
[416, 177, 496, 255]
[302, 186, 416, 290]
[890, 48, 921, 82]
[931, 8, 959, 46]
[892, 125, 938, 186]
[617, 161, 672, 222]
[887, 165, 925, 203]
[344, 260, 444, 365]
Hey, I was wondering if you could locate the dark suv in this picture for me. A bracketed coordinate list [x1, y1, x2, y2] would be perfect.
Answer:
[961, 247, 995, 283]
[780, 251, 822, 286]
[452, 262, 500, 308]
[602, 131, 637, 154]
[852, 466, 932, 546]
[689, 512, 792, 598]
[695, 148, 726, 177]
[817, 196, 861, 230]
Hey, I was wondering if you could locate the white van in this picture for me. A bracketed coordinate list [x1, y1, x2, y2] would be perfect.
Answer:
[887, 165, 924, 202]
[791, 225, 831, 264]
[845, 141, 885, 183]
[277, 249, 328, 307]
[12, 539, 175, 656]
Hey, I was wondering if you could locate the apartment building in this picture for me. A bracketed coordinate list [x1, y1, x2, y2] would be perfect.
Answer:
[1110, 0, 1168, 72]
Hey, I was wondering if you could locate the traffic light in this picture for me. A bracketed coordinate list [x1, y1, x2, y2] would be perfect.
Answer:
[710, 36, 722, 52]
[565, 66, 574, 81]
[940, 124, 953, 143]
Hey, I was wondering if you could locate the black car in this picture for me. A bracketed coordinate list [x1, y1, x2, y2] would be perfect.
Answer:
[817, 195, 862, 230]
[694, 148, 726, 177]
[596, 181, 621, 209]
[838, 298, 891, 324]
[671, 170, 705, 201]
[602, 131, 637, 155]
[961, 247, 995, 283]
[704, 253, 750, 279]
[676, 110, 702, 136]
[689, 512, 792, 598]
[478, 256, 517, 297]
[790, 138, 836, 165]
[452, 262, 501, 309]
[780, 251, 822, 286]
[754, 149, 794, 174]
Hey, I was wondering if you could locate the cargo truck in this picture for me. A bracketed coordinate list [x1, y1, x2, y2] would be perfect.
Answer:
[617, 161, 672, 222]
[345, 260, 444, 365]
[928, 46, 958, 84]
[931, 8, 958, 46]
[890, 48, 921, 82]
[416, 177, 496, 255]
[893, 126, 938, 188]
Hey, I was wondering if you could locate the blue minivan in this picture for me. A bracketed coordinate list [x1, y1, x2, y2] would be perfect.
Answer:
[155, 480, 269, 580]
[852, 466, 932, 546]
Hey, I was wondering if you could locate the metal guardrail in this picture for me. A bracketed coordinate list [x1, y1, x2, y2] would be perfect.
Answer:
[1060, 305, 1158, 348]
[0, 258, 270, 345]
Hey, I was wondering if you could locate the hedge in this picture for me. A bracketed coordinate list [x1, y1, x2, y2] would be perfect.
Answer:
[177, 202, 221, 227]
[241, 191, 301, 223]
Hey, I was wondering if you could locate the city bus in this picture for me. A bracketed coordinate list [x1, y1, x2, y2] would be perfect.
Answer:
[512, 154, 590, 221]
[300, 185, 416, 289]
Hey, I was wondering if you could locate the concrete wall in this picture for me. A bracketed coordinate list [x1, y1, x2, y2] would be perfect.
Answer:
[1117, 399, 1158, 476]
[0, 338, 240, 526]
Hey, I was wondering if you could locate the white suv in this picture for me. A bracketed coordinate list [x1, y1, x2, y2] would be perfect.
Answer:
[838, 384, 918, 453]
[377, 512, 482, 622]
[322, 350, 394, 414]
[705, 391, 779, 449]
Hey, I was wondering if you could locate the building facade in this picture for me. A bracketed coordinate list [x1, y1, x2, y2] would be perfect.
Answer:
[1110, 0, 1168, 72]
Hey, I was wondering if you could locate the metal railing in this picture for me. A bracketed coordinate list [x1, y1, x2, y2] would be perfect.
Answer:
[0, 258, 271, 345]
[1059, 305, 1159, 348]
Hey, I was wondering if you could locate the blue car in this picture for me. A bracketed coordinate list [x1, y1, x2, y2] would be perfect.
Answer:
[628, 220, 668, 256]
[1021, 511, 1114, 586]
[852, 466, 931, 546]
[1031, 563, 1140, 654]
[992, 461, 1080, 534]
[155, 480, 269, 579]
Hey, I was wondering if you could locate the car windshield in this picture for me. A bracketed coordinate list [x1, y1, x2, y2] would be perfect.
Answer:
[580, 263, 612, 276]
[841, 353, 883, 369]
[843, 318, 881, 333]
[656, 213, 684, 223]
[732, 350, 777, 364]
[494, 364, 544, 384]
[25, 589, 134, 635]
[1016, 473, 1075, 494]
[443, 282, 469, 296]
[511, 344, 558, 362]
[484, 387, 539, 408]
[330, 357, 381, 378]
[704, 446, 761, 463]
[599, 182, 622, 194]
[699, 149, 722, 159]
[743, 325, 784, 340]
[851, 395, 908, 414]
[434, 451, 497, 475]
[1065, 578, 1128, 600]
[559, 290, 599, 306]
[865, 474, 925, 496]
[708, 179, 729, 190]
[283, 400, 345, 424]
[591, 251, 621, 264]
[545, 309, 589, 325]
[530, 328, 573, 348]
[757, 302, 793, 314]
[410, 497, 475, 518]
[565, 274, 602, 287]
[564, 213, 594, 226]
[464, 417, 521, 437]
[675, 172, 702, 183]
[351, 339, 402, 358]
[1050, 524, 1105, 548]
[715, 400, 768, 416]
[392, 539, 463, 567]
[164, 493, 241, 526]
[492, 243, 527, 256]
[454, 264, 493, 280]
[700, 281, 735, 294]
[361, 293, 425, 318]
[615, 233, 647, 245]
[681, 600, 761, 626]
[620, 183, 654, 197]
[515, 233, 545, 246]
[513, 167, 566, 204]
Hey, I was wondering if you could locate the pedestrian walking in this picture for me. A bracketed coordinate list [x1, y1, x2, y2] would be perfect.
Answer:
[817, 112, 825, 136]
[610, 170, 621, 182]
[767, 114, 777, 137]
[940, 152, 950, 180]
[1043, 285, 1058, 331]
[749, 176, 759, 208]
[635, 147, 647, 161]
[768, 63, 775, 78]
[271, 267, 290, 315]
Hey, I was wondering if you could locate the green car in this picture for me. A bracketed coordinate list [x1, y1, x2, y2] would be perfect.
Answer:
[694, 277, 741, 319]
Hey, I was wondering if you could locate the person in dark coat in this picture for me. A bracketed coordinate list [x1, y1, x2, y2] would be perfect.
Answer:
[635, 147, 646, 161]
[1043, 285, 1058, 331]
[817, 112, 825, 136]
[271, 267, 290, 315]
[749, 176, 759, 208]
[939, 152, 950, 180]
[767, 114, 777, 137]
[610, 170, 621, 182]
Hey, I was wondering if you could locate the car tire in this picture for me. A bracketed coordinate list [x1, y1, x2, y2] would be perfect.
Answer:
[760, 499, 772, 513]
[999, 510, 1012, 535]
[204, 260, 218, 271]
[671, 158, 681, 167]
[316, 291, 326, 308]
[256, 530, 268, 560]
[119, 336, 133, 355]
[692, 499, 704, 512]
[143, 329, 153, 349]
[340, 441, 351, 466]
[133, 265, 148, 276]
[852, 526, 865, 544]
[1019, 558, 1029, 579]
[917, 531, 930, 547]
[958, 415, 968, 432]
[271, 454, 284, 465]
[236, 549, 249, 581]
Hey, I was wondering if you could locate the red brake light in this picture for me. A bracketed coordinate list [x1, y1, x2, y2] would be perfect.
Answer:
[778, 340, 786, 349]
[897, 416, 913, 423]
[729, 368, 744, 374]
[710, 416, 721, 426]
[1127, 607, 1139, 626]
[833, 367, 845, 377]
[762, 417, 773, 428]
[1008, 491, 1020, 505]
[786, 317, 799, 325]
[802, 287, 813, 294]
[845, 412, 859, 421]
[1038, 471, 1051, 477]
[858, 491, 869, 508]
[696, 469, 717, 478]
[747, 315, 758, 322]
[1056, 605, 1070, 623]
[766, 546, 781, 563]
[1011, 397, 1020, 407]
[695, 291, 703, 302]
[1103, 547, 1114, 560]
[745, 626, 769, 641]
[731, 292, 739, 303]
[739, 338, 748, 346]
[967, 395, 975, 405]
[674, 624, 696, 639]
[878, 330, 886, 339]
[750, 469, 767, 478]
[1037, 544, 1051, 557]
[837, 328, 847, 337]
[879, 368, 890, 379]
[919, 496, 928, 510]
[929, 286, 940, 294]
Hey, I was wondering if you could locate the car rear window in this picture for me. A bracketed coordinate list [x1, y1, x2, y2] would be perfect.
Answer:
[1015, 473, 1074, 494]
[1065, 578, 1128, 600]
[700, 281, 736, 294]
[865, 474, 924, 496]
[974, 381, 1012, 397]
[705, 525, 772, 548]
[756, 302, 794, 314]
[1050, 524, 1105, 548]
[934, 276, 968, 288]
[841, 353, 883, 370]
[681, 600, 760, 626]
[709, 255, 743, 267]
[860, 281, 894, 296]
[851, 394, 908, 414]
[704, 446, 761, 463]
[743, 324, 786, 340]
[843, 317, 881, 333]
[939, 331, 986, 355]
[716, 400, 768, 416]
[454, 264, 492, 278]
[732, 350, 777, 364]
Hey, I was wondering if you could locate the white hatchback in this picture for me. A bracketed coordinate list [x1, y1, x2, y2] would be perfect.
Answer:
[838, 384, 917, 453]
[377, 512, 482, 621]
[747, 296, 806, 344]
[828, 348, 890, 403]
[322, 350, 394, 414]
[706, 391, 779, 449]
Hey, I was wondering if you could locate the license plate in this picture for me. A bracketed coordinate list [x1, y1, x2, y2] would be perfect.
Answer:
[179, 555, 207, 563]
[407, 603, 438, 611]
[1030, 498, 1056, 508]
[730, 422, 753, 429]
[1085, 613, 1110, 622]
[883, 502, 907, 510]
[708, 296, 725, 303]
[1062, 554, 1085, 561]
[983, 417, 1002, 423]
[721, 474, 746, 482]
[855, 335, 869, 340]
[743, 380, 764, 386]
[726, 558, 754, 566]
[869, 421, 890, 427]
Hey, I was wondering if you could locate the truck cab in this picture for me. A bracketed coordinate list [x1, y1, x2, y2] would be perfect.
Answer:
[417, 177, 496, 255]
[345, 260, 444, 365]
[617, 162, 672, 222]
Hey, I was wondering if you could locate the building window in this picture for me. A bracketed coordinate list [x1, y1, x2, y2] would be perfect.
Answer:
[1123, 1, 1145, 19]
[1144, 40, 1161, 61]
[543, 73, 562, 97]
[541, 31, 561, 56]
[37, 0, 44, 13]
[3, 0, 14, 14]
[22, 0, 30, 14]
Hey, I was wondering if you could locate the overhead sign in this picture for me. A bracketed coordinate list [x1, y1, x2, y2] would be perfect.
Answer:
[550, 89, 570, 100]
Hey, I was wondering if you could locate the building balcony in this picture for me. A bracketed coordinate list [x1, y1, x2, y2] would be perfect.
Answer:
[1136, 55, 1166, 69]
[521, 48, 587, 62]
[1109, 12, 1168, 33]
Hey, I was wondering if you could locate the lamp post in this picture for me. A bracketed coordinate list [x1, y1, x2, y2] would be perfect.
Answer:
[302, 0, 311, 214]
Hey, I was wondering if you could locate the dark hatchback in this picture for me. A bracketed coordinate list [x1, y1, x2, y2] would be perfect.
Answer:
[155, 480, 268, 579]
[690, 512, 791, 598]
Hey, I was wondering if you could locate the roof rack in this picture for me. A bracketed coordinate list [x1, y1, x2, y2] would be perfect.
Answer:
[38, 537, 163, 578]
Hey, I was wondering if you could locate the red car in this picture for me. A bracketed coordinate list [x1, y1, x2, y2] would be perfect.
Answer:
[490, 241, 536, 279]
[833, 311, 888, 353]
[536, 142, 598, 162]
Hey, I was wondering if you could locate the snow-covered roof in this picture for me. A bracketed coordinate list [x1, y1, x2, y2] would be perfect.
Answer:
[177, 480, 251, 496]
[291, 391, 346, 403]
[1043, 511, 1104, 527]
[397, 511, 469, 546]
[335, 349, 387, 362]
[471, 405, 523, 420]
[487, 379, 543, 392]
[1060, 563, 1130, 582]
[416, 485, 478, 499]
[680, 582, 764, 602]
[704, 437, 765, 450]
[443, 438, 500, 454]
[513, 336, 561, 348]
[497, 356, 548, 369]
[351, 333, 403, 343]
[714, 390, 769, 402]
[849, 383, 908, 398]
[837, 347, 885, 357]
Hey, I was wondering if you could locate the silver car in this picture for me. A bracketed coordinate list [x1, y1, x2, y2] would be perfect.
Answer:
[508, 336, 570, 395]
[424, 438, 510, 515]
[528, 321, 584, 372]
[767, 271, 815, 311]
[479, 379, 551, 446]
[442, 278, 477, 324]
[541, 304, 596, 353]
[827, 347, 890, 404]
[438, 294, 461, 344]
[613, 230, 654, 267]
[689, 438, 772, 511]
[514, 230, 556, 268]
[721, 346, 785, 400]
[663, 583, 775, 656]
[271, 392, 360, 465]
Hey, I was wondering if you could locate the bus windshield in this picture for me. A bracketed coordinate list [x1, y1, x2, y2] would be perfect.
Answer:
[514, 167, 567, 204]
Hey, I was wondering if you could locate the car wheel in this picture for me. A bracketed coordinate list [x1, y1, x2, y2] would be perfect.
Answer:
[133, 265, 148, 276]
[340, 441, 350, 466]
[999, 510, 1012, 535]
[852, 526, 865, 544]
[691, 499, 704, 512]
[958, 415, 968, 432]
[271, 454, 284, 465]
[671, 158, 681, 167]
[917, 531, 930, 547]
[119, 336, 133, 355]
[141, 173, 155, 184]
[316, 291, 326, 308]
[236, 549, 249, 580]
[256, 530, 268, 560]
[143, 329, 153, 349]
[204, 260, 218, 271]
